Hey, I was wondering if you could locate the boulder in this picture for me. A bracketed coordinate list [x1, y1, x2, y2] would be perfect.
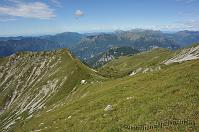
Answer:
[104, 105, 112, 112]
[81, 80, 87, 84]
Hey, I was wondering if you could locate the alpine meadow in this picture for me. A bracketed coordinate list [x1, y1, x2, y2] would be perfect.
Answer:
[0, 0, 199, 131]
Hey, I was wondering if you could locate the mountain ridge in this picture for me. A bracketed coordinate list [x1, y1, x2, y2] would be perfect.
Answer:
[1, 29, 199, 62]
[0, 43, 199, 131]
[0, 48, 103, 131]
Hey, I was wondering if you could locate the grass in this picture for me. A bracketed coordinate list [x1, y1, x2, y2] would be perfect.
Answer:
[0, 46, 199, 131]
[13, 59, 199, 132]
[99, 48, 174, 78]
[0, 49, 104, 131]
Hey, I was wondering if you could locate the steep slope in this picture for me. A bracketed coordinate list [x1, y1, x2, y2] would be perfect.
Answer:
[9, 46, 199, 131]
[0, 49, 103, 131]
[1, 43, 199, 132]
[99, 48, 174, 78]
[164, 44, 199, 65]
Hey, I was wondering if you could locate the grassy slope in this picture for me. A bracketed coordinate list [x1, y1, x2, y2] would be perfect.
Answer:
[99, 48, 174, 78]
[0, 50, 86, 109]
[0, 49, 104, 131]
[1, 46, 199, 132]
[14, 59, 199, 132]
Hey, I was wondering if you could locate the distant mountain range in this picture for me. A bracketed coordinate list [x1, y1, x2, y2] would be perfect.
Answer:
[40, 32, 85, 48]
[0, 36, 25, 41]
[167, 30, 199, 47]
[0, 32, 84, 56]
[73, 30, 180, 60]
[1, 29, 199, 61]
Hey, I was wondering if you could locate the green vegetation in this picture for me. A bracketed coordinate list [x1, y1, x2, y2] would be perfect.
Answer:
[0, 49, 104, 131]
[99, 48, 174, 78]
[0, 44, 199, 131]
[14, 59, 199, 132]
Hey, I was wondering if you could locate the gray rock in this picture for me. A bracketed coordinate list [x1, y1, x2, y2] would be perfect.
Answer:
[104, 105, 112, 112]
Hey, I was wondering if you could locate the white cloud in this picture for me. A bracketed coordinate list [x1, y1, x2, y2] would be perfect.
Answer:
[75, 10, 84, 17]
[51, 0, 62, 7]
[0, 1, 56, 19]
[182, 20, 199, 29]
[153, 20, 199, 31]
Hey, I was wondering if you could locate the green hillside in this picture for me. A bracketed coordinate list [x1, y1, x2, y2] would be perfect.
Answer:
[99, 48, 174, 78]
[0, 49, 104, 131]
[0, 44, 199, 131]
[14, 55, 199, 132]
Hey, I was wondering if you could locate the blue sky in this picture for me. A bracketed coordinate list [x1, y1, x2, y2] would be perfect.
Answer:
[0, 0, 199, 36]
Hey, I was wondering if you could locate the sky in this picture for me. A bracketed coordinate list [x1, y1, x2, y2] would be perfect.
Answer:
[0, 0, 199, 36]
